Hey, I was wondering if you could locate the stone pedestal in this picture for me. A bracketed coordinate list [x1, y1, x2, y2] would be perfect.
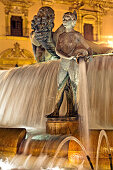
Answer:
[46, 117, 79, 135]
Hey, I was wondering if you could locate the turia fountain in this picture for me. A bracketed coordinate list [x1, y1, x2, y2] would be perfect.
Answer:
[0, 6, 113, 170]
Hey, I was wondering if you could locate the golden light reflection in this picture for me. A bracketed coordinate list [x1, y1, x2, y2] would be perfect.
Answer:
[107, 40, 113, 48]
[102, 35, 113, 48]
[68, 151, 83, 165]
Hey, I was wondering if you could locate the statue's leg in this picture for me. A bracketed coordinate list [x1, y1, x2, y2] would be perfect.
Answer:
[68, 61, 79, 117]
[46, 65, 68, 118]
[70, 81, 78, 114]
[64, 80, 78, 117]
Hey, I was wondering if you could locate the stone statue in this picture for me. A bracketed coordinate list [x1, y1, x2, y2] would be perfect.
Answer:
[46, 12, 92, 118]
[30, 6, 60, 62]
[30, 7, 92, 118]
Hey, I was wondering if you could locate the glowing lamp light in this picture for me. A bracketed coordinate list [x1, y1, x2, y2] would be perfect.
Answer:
[101, 35, 113, 48]
[107, 36, 113, 39]
[107, 40, 113, 48]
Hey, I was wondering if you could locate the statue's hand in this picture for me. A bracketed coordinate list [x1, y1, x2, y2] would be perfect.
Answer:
[73, 48, 89, 63]
[76, 54, 86, 64]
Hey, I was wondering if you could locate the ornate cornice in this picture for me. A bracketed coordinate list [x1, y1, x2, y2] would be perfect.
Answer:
[41, 0, 113, 11]
[89, 0, 113, 8]
[1, 0, 113, 9]
[68, 0, 113, 14]
[0, 0, 34, 8]
[41, 0, 113, 6]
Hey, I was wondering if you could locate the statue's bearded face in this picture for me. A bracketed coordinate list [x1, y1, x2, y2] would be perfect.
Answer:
[63, 13, 76, 29]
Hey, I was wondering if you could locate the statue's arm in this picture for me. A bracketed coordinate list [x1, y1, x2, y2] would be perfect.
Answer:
[30, 32, 45, 61]
[78, 33, 93, 56]
[56, 49, 74, 60]
[30, 32, 40, 47]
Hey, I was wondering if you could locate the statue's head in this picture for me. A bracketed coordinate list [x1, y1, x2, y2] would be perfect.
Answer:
[63, 12, 77, 29]
[37, 6, 55, 20]
[31, 6, 55, 32]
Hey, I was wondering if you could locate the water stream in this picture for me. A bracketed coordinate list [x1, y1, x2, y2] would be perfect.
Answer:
[0, 56, 112, 128]
[95, 130, 112, 170]
[0, 61, 60, 127]
[79, 60, 89, 151]
[0, 56, 113, 169]
[87, 55, 113, 128]
[50, 136, 88, 168]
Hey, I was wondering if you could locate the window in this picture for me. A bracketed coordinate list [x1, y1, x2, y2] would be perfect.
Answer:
[11, 16, 23, 36]
[84, 23, 93, 41]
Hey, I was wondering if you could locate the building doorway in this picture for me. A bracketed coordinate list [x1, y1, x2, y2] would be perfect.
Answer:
[84, 23, 93, 41]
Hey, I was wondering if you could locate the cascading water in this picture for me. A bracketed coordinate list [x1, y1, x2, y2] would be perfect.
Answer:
[87, 55, 113, 129]
[0, 55, 113, 169]
[79, 59, 90, 151]
[1, 55, 112, 129]
[6, 134, 71, 170]
[0, 60, 60, 127]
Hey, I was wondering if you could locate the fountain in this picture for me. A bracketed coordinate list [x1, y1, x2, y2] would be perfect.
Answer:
[0, 6, 113, 170]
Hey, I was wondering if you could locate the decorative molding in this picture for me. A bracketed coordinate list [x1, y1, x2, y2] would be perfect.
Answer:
[41, 0, 113, 8]
[41, 0, 54, 6]
[5, 5, 28, 16]
[0, 42, 34, 59]
[0, 0, 33, 8]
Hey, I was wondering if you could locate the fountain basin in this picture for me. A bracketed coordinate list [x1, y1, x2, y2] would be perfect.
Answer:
[19, 135, 69, 158]
[0, 128, 26, 157]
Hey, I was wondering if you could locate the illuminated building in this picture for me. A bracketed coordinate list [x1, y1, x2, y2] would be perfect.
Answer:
[0, 0, 113, 69]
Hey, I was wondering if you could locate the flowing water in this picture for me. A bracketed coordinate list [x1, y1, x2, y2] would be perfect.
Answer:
[95, 130, 112, 170]
[87, 55, 113, 129]
[0, 134, 76, 170]
[0, 56, 112, 128]
[79, 60, 89, 151]
[0, 60, 60, 127]
[0, 56, 113, 169]
[0, 59, 90, 169]
[0, 135, 90, 170]
[50, 136, 88, 168]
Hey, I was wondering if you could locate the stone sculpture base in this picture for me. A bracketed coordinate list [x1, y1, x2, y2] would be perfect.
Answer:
[46, 117, 79, 135]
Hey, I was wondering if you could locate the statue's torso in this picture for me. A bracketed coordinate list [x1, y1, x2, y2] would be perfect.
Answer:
[58, 31, 81, 57]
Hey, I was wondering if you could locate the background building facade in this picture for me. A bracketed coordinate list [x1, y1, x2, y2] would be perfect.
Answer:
[0, 0, 113, 69]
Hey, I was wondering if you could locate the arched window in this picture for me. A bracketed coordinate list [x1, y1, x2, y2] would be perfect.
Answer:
[11, 16, 23, 36]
